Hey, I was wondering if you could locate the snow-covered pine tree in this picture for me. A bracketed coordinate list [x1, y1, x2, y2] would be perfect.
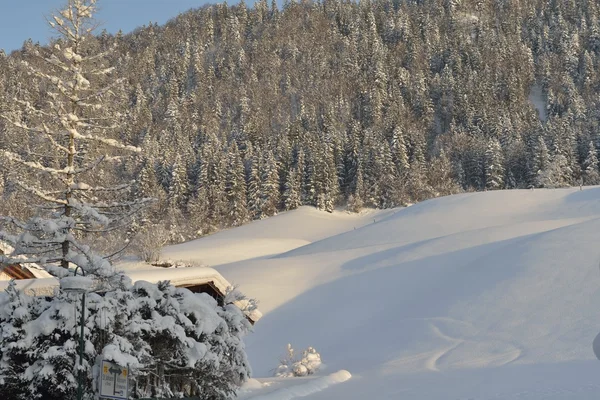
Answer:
[225, 142, 249, 226]
[582, 141, 600, 185]
[130, 281, 253, 399]
[246, 150, 262, 220]
[377, 141, 399, 208]
[168, 155, 189, 209]
[390, 126, 410, 179]
[0, 0, 149, 279]
[282, 168, 301, 211]
[484, 137, 505, 190]
[0, 281, 37, 399]
[347, 164, 365, 212]
[533, 135, 551, 187]
[260, 150, 280, 217]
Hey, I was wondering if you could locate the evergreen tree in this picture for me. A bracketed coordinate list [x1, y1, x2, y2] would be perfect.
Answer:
[0, 0, 147, 276]
[168, 155, 189, 209]
[533, 136, 551, 187]
[246, 151, 262, 220]
[260, 150, 280, 217]
[583, 141, 600, 185]
[485, 138, 505, 190]
[225, 142, 249, 226]
[347, 164, 365, 212]
[282, 168, 302, 211]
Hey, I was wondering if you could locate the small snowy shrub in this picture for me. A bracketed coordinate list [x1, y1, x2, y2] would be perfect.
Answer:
[134, 223, 170, 263]
[274, 344, 322, 377]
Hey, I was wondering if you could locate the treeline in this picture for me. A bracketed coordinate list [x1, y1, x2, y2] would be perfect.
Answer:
[2, 0, 600, 242]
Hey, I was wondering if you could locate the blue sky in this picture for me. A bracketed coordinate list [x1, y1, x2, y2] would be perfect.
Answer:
[0, 1, 238, 53]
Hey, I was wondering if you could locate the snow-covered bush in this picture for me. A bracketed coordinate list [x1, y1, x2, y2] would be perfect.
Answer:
[0, 277, 253, 400]
[134, 222, 170, 263]
[275, 344, 322, 377]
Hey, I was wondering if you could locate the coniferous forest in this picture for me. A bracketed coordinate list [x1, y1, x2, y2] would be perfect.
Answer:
[1, 0, 600, 246]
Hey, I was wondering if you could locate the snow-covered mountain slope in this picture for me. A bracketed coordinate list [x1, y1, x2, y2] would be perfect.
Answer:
[159, 188, 600, 399]
[161, 207, 396, 267]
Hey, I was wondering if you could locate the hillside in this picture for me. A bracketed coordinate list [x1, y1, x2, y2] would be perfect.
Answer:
[4, 0, 600, 245]
[160, 188, 600, 399]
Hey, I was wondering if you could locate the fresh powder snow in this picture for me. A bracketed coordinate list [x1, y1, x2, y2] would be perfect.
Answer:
[155, 188, 600, 399]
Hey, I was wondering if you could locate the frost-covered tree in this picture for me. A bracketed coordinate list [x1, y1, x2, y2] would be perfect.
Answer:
[533, 136, 551, 188]
[225, 142, 249, 226]
[282, 168, 301, 211]
[348, 161, 365, 211]
[168, 155, 189, 209]
[583, 141, 600, 185]
[260, 150, 280, 217]
[485, 138, 505, 190]
[0, 0, 148, 277]
[246, 151, 262, 219]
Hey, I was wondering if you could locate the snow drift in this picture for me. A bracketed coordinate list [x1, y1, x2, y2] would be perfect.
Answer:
[160, 188, 600, 399]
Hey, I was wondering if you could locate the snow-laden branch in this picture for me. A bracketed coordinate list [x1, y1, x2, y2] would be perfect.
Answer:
[70, 182, 131, 192]
[76, 77, 125, 105]
[72, 131, 141, 152]
[0, 115, 70, 154]
[13, 181, 68, 205]
[76, 121, 119, 131]
[1, 150, 72, 176]
[11, 99, 55, 119]
[81, 197, 154, 210]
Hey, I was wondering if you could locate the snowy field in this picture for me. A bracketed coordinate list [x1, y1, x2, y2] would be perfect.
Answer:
[156, 188, 600, 399]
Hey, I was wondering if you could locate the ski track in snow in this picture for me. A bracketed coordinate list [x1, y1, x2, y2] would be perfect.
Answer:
[392, 317, 524, 373]
[244, 370, 352, 400]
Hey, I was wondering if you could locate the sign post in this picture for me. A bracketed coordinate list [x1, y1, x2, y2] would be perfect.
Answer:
[99, 360, 129, 400]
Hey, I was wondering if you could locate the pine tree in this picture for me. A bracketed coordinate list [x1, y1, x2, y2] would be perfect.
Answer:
[377, 141, 399, 208]
[261, 150, 280, 217]
[282, 168, 301, 211]
[533, 136, 551, 188]
[583, 141, 600, 185]
[0, 0, 148, 276]
[247, 151, 262, 219]
[168, 155, 189, 209]
[485, 138, 505, 190]
[347, 164, 365, 212]
[225, 142, 249, 226]
[390, 126, 410, 178]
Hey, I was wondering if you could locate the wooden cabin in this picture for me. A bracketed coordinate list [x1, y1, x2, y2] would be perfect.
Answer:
[0, 264, 36, 280]
[0, 264, 262, 324]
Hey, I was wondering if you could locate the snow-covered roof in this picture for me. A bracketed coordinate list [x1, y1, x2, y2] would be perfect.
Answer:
[0, 241, 54, 280]
[0, 265, 262, 323]
[128, 266, 263, 323]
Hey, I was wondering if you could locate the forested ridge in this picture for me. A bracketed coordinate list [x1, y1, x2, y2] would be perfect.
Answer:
[1, 0, 599, 243]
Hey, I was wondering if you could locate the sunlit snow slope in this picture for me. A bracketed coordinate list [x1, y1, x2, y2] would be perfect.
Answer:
[163, 188, 600, 399]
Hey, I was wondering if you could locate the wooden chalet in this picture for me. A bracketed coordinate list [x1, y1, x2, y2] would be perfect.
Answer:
[0, 263, 262, 325]
[0, 264, 37, 280]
